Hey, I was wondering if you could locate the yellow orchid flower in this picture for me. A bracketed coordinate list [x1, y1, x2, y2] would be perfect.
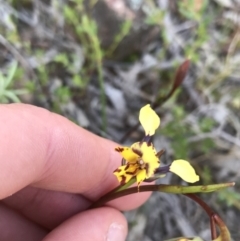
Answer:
[114, 104, 199, 187]
[115, 142, 160, 185]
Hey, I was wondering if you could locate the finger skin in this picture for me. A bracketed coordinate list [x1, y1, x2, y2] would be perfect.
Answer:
[43, 207, 127, 241]
[0, 203, 47, 241]
[3, 185, 150, 230]
[0, 103, 117, 198]
[3, 187, 90, 229]
[0, 103, 151, 217]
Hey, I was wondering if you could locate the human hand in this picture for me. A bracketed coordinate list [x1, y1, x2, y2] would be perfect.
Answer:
[0, 104, 150, 241]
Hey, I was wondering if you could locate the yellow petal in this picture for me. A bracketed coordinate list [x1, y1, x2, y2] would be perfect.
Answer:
[141, 142, 160, 178]
[170, 159, 199, 183]
[115, 146, 140, 163]
[114, 164, 138, 184]
[136, 169, 147, 184]
[139, 104, 160, 136]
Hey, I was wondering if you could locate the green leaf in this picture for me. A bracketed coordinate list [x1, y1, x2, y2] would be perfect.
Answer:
[4, 90, 21, 103]
[0, 72, 5, 95]
[12, 89, 28, 95]
[5, 61, 18, 88]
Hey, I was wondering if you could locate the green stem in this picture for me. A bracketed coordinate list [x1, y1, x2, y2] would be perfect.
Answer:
[185, 194, 231, 241]
[185, 194, 217, 240]
[96, 61, 106, 132]
[90, 182, 234, 209]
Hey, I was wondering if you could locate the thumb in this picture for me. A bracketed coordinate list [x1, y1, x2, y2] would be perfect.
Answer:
[42, 207, 127, 241]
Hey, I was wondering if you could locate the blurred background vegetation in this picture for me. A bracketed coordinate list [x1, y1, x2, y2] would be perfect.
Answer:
[0, 0, 240, 240]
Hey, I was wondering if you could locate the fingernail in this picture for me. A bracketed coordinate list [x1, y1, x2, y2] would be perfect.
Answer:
[107, 222, 125, 241]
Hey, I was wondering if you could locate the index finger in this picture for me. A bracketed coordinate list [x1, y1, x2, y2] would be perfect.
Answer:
[0, 104, 150, 208]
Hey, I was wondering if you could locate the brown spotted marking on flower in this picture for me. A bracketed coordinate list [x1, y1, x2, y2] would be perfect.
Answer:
[115, 147, 124, 152]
